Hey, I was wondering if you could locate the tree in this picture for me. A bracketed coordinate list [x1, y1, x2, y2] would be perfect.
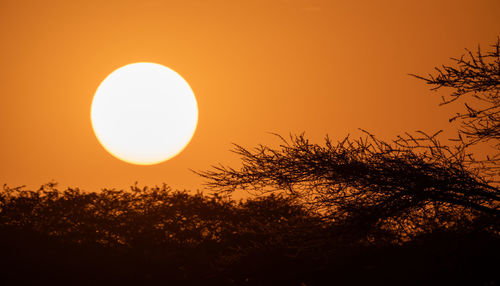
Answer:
[197, 39, 500, 243]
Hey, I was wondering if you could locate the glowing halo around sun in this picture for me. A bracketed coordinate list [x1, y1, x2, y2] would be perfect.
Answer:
[91, 62, 198, 165]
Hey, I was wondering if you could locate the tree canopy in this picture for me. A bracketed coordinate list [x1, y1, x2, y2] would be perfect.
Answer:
[197, 39, 500, 243]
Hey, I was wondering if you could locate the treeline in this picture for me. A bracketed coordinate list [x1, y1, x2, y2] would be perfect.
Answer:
[0, 183, 498, 285]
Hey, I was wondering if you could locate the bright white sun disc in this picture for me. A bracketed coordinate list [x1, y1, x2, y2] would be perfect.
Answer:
[91, 62, 198, 165]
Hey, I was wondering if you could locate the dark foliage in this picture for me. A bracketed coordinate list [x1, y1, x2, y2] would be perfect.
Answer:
[0, 183, 324, 285]
[1, 183, 498, 286]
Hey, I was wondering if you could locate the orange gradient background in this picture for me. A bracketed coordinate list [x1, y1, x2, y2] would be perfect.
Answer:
[1, 0, 499, 191]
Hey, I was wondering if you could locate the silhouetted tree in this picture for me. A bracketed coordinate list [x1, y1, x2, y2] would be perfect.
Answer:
[197, 39, 500, 244]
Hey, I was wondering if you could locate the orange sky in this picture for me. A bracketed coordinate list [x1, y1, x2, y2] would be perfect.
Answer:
[1, 0, 499, 192]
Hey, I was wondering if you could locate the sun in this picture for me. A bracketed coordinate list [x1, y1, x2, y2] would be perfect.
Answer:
[91, 62, 198, 165]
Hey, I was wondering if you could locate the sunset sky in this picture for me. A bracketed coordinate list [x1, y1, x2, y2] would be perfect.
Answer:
[1, 0, 499, 192]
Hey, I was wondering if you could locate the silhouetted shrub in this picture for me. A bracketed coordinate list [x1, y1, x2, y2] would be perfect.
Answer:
[0, 183, 326, 285]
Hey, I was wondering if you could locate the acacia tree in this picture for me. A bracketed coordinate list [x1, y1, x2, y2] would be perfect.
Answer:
[197, 39, 500, 243]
